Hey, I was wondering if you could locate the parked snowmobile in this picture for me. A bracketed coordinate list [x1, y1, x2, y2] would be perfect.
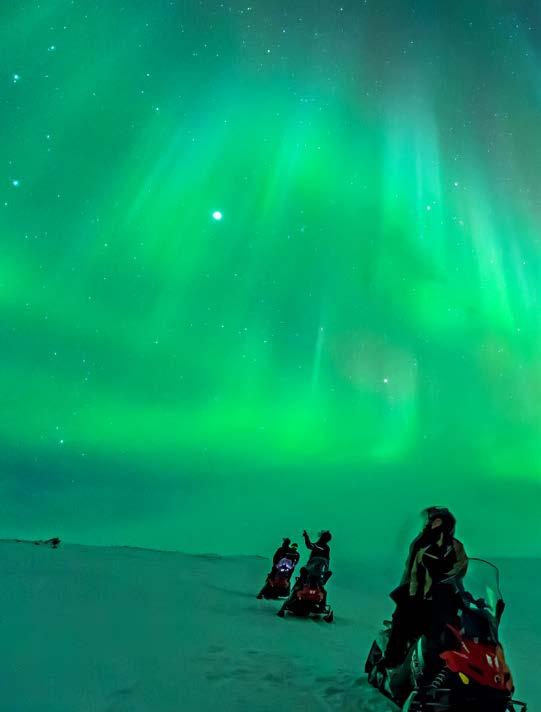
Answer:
[365, 558, 527, 711]
[257, 555, 298, 599]
[277, 556, 334, 622]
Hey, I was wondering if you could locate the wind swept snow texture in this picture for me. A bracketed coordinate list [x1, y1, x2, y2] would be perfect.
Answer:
[1, 541, 537, 711]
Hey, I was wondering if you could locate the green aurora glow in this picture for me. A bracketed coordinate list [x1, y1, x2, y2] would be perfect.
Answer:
[1, 0, 540, 556]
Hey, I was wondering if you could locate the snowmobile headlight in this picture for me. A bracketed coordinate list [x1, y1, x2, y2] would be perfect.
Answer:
[459, 673, 470, 685]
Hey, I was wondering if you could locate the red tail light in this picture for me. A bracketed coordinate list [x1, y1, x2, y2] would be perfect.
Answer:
[297, 585, 324, 602]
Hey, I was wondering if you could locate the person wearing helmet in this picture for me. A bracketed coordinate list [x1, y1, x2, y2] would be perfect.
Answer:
[257, 538, 300, 599]
[408, 507, 467, 598]
[299, 529, 333, 586]
[272, 537, 293, 567]
[303, 529, 332, 565]
[381, 507, 467, 668]
[277, 531, 333, 616]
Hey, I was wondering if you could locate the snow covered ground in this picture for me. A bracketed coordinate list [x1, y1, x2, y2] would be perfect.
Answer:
[0, 540, 537, 711]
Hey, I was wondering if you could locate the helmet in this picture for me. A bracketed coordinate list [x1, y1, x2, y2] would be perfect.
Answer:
[318, 530, 332, 543]
[290, 542, 298, 550]
[423, 506, 456, 536]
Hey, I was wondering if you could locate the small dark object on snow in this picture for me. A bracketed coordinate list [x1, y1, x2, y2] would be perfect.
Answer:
[30, 537, 61, 548]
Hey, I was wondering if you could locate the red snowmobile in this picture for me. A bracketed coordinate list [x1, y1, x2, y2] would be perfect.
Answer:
[276, 557, 334, 622]
[257, 556, 298, 600]
[365, 558, 527, 711]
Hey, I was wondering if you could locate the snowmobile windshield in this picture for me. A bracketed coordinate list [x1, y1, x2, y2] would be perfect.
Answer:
[460, 558, 502, 618]
[454, 558, 503, 643]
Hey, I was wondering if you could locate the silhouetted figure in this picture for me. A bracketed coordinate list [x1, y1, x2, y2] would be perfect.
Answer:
[382, 507, 467, 668]
[302, 529, 332, 564]
[257, 539, 300, 599]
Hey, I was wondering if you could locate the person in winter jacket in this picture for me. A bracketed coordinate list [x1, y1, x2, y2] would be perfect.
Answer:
[382, 507, 467, 668]
[302, 529, 332, 564]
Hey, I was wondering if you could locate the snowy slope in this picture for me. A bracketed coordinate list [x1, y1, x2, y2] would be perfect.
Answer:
[0, 541, 536, 712]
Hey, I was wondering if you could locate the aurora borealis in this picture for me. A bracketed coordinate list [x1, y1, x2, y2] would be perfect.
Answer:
[1, 0, 540, 557]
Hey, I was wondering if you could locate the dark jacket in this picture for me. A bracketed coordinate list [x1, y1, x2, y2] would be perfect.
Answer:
[391, 531, 467, 604]
[284, 549, 300, 567]
[409, 538, 467, 598]
[272, 544, 291, 566]
[303, 532, 330, 564]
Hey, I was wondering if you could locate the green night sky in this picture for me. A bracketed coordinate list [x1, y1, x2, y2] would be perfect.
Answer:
[1, 0, 540, 558]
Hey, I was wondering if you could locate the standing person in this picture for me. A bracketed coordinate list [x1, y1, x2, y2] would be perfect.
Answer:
[301, 529, 332, 583]
[302, 529, 332, 564]
[277, 530, 333, 617]
[381, 507, 468, 668]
